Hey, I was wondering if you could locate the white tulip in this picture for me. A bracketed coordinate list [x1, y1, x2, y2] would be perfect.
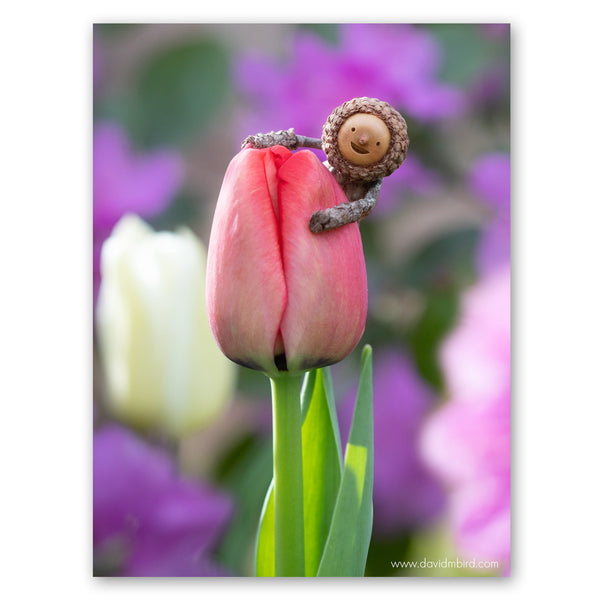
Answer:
[96, 215, 236, 438]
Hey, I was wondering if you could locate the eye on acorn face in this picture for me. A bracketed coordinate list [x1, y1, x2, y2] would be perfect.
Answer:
[337, 113, 391, 166]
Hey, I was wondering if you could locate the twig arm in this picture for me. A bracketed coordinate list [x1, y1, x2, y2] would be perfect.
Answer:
[309, 179, 383, 233]
[242, 129, 322, 151]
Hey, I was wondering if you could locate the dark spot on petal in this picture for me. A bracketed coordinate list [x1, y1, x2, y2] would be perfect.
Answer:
[274, 353, 288, 371]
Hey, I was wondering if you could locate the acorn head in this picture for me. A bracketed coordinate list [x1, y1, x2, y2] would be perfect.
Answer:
[322, 97, 409, 181]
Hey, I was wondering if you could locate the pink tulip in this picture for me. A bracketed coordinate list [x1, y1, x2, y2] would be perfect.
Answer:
[206, 145, 368, 377]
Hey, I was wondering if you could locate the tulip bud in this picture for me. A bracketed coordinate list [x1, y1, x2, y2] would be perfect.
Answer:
[96, 215, 236, 438]
[206, 146, 368, 377]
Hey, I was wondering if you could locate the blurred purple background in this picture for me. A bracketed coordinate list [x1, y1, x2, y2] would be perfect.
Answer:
[93, 23, 510, 577]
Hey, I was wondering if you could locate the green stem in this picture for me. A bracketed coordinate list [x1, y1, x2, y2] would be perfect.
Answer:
[270, 372, 305, 576]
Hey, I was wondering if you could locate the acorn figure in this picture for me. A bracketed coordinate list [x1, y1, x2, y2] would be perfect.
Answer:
[242, 97, 409, 233]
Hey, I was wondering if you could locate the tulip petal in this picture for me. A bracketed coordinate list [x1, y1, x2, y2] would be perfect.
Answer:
[206, 147, 288, 374]
[277, 150, 368, 373]
[97, 215, 236, 438]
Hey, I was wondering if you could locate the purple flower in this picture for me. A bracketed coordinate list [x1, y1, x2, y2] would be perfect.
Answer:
[338, 350, 445, 536]
[93, 424, 233, 576]
[236, 25, 463, 133]
[420, 266, 510, 573]
[235, 25, 456, 211]
[468, 153, 510, 274]
[93, 122, 183, 303]
[236, 25, 464, 139]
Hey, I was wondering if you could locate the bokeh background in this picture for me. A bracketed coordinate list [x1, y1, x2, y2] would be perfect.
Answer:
[93, 23, 510, 577]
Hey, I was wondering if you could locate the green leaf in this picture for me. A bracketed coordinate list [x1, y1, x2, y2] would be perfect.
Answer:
[316, 345, 374, 577]
[255, 358, 373, 578]
[255, 367, 344, 577]
[301, 368, 343, 576]
[255, 480, 275, 577]
[129, 39, 230, 147]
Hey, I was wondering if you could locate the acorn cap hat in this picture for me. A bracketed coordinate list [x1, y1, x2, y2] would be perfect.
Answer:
[322, 97, 409, 181]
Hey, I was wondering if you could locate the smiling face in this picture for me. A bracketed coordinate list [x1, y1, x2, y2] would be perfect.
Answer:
[337, 113, 391, 166]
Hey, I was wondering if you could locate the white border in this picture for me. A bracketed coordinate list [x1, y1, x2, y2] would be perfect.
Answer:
[2, 2, 599, 599]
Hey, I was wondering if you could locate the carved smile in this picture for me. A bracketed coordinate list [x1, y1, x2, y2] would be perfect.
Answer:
[350, 142, 369, 154]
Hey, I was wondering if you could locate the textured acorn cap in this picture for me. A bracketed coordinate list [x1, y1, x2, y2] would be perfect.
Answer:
[322, 97, 409, 181]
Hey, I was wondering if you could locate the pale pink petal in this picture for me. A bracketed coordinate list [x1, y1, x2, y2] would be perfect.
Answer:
[278, 150, 368, 372]
[206, 148, 287, 373]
